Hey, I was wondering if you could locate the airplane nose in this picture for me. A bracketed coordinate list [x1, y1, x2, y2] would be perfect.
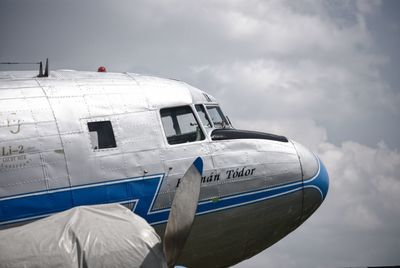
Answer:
[293, 141, 329, 200]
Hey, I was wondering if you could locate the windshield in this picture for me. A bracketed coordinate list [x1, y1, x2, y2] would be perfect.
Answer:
[195, 104, 212, 128]
[206, 105, 231, 129]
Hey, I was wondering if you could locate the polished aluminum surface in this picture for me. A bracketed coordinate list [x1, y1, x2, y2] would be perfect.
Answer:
[0, 70, 329, 267]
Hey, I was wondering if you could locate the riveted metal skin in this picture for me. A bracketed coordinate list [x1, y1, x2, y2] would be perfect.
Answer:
[0, 70, 329, 267]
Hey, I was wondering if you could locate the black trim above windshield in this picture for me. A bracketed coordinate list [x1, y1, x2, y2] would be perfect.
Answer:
[211, 129, 288, 142]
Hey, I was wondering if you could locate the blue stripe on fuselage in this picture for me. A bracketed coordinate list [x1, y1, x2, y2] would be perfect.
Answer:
[0, 175, 164, 225]
[0, 160, 326, 226]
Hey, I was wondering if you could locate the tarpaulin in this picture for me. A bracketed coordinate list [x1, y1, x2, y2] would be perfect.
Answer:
[0, 204, 167, 268]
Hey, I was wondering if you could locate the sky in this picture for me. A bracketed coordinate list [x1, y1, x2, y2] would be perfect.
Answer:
[1, 0, 400, 267]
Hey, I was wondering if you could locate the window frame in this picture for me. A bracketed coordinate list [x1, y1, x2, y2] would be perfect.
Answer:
[159, 105, 207, 146]
[204, 104, 231, 129]
[195, 104, 213, 129]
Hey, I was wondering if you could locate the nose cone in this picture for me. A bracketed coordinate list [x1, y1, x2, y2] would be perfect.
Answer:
[293, 141, 329, 200]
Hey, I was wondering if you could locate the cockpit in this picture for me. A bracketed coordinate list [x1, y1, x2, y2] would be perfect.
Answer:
[160, 104, 232, 145]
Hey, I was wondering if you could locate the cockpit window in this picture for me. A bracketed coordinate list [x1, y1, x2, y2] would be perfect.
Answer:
[195, 104, 212, 128]
[160, 106, 205, 145]
[206, 105, 231, 129]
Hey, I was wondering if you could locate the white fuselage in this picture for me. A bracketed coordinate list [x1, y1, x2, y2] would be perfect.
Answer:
[0, 70, 329, 267]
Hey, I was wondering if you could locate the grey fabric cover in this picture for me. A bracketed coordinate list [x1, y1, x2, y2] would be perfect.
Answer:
[0, 204, 167, 268]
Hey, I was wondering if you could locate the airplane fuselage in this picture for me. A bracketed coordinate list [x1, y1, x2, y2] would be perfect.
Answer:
[0, 70, 328, 267]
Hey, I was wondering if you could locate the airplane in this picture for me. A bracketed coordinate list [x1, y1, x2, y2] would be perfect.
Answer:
[0, 62, 329, 267]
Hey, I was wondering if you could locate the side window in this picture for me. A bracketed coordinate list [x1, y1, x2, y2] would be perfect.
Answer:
[195, 104, 212, 128]
[160, 106, 205, 145]
[206, 105, 231, 129]
[88, 121, 117, 150]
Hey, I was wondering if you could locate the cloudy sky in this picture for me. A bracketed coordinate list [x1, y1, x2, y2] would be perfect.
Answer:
[1, 0, 399, 267]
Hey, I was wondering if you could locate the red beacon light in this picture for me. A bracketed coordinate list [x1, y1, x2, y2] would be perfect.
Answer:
[97, 66, 107, 72]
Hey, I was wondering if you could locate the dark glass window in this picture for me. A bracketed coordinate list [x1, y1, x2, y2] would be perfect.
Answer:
[195, 104, 212, 128]
[88, 121, 117, 150]
[160, 106, 205, 145]
[206, 105, 231, 129]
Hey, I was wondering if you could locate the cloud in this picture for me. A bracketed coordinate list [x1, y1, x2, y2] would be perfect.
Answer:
[179, 0, 399, 149]
[319, 141, 400, 230]
[191, 52, 399, 147]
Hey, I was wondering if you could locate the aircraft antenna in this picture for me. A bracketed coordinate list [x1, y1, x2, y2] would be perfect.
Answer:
[38, 61, 43, 77]
[37, 58, 49, 78]
[44, 58, 49, 77]
[0, 59, 49, 77]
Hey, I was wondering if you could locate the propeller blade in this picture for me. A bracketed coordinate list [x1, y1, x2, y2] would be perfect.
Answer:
[163, 157, 203, 268]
